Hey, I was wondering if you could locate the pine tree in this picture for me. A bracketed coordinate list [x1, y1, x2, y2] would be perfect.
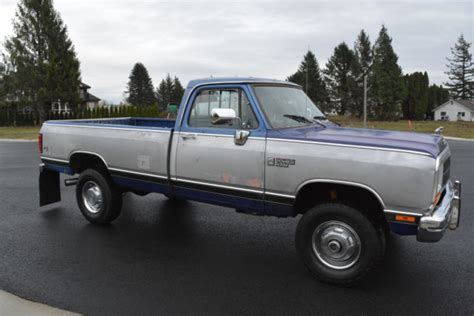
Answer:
[352, 30, 372, 117]
[156, 74, 174, 110]
[369, 25, 406, 120]
[3, 0, 81, 122]
[324, 42, 359, 115]
[287, 50, 328, 111]
[427, 84, 449, 118]
[126, 63, 156, 106]
[171, 76, 185, 105]
[402, 72, 429, 119]
[445, 34, 473, 99]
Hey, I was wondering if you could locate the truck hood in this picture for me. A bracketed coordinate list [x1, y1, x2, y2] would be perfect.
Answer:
[267, 125, 447, 158]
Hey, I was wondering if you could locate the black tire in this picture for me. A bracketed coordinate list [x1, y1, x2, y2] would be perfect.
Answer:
[76, 169, 122, 224]
[296, 203, 385, 286]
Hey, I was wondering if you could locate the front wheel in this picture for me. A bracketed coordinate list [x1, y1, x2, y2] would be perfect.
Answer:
[296, 203, 385, 286]
[76, 169, 122, 224]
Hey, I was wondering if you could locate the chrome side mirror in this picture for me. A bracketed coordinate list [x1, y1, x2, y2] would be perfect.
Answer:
[235, 129, 250, 145]
[210, 108, 237, 125]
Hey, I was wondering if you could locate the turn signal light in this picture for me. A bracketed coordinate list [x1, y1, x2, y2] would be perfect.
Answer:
[395, 215, 416, 223]
[38, 133, 43, 154]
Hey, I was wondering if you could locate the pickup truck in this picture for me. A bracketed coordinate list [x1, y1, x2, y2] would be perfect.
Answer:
[39, 77, 462, 285]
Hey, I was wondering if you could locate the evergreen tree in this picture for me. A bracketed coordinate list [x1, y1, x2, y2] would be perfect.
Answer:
[445, 34, 473, 99]
[352, 30, 372, 117]
[171, 76, 185, 105]
[369, 25, 406, 120]
[354, 30, 372, 76]
[287, 50, 328, 111]
[3, 0, 81, 122]
[427, 84, 449, 118]
[402, 72, 429, 119]
[126, 62, 156, 106]
[324, 42, 359, 115]
[156, 74, 174, 110]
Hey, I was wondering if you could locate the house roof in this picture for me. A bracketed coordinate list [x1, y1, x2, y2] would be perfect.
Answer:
[456, 100, 474, 111]
[83, 92, 100, 102]
[79, 82, 91, 89]
[187, 77, 300, 88]
[433, 99, 474, 112]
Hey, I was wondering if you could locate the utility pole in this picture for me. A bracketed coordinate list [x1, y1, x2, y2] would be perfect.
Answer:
[363, 74, 367, 128]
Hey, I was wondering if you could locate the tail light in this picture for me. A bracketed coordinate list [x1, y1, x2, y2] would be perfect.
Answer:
[38, 133, 43, 154]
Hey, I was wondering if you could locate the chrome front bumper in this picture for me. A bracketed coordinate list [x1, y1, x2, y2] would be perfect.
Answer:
[417, 180, 461, 242]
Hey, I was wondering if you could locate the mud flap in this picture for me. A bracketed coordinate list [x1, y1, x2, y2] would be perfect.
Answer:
[39, 164, 61, 206]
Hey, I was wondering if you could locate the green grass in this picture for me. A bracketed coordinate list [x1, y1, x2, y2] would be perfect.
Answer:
[0, 118, 473, 140]
[332, 116, 474, 139]
[0, 126, 40, 140]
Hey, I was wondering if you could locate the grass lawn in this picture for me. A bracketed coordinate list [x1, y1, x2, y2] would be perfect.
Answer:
[0, 118, 473, 139]
[0, 126, 40, 140]
[332, 116, 474, 139]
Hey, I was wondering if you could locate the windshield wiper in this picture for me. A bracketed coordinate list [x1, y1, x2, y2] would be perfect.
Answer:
[313, 115, 327, 120]
[313, 116, 341, 127]
[283, 114, 313, 124]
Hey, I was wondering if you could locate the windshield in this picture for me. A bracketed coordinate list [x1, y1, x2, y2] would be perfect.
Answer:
[252, 85, 325, 129]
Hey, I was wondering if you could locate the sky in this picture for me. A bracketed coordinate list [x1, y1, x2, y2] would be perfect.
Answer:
[0, 0, 472, 103]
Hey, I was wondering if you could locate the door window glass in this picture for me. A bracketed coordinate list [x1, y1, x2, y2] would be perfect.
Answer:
[188, 89, 258, 129]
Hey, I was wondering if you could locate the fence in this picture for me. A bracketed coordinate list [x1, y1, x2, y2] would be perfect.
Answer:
[0, 105, 161, 126]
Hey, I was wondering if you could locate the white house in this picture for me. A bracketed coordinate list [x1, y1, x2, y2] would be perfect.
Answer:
[433, 99, 474, 122]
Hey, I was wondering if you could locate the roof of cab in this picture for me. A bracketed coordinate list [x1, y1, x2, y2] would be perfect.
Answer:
[186, 77, 301, 88]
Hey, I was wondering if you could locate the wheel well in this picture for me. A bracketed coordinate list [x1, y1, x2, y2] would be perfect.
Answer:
[69, 153, 108, 174]
[295, 182, 386, 225]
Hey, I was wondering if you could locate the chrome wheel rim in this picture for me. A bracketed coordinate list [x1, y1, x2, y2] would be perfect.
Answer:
[312, 220, 361, 270]
[82, 181, 103, 214]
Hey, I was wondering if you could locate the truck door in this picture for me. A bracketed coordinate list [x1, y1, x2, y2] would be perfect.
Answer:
[174, 85, 266, 213]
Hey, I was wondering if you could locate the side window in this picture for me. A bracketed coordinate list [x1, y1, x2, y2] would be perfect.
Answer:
[188, 89, 258, 129]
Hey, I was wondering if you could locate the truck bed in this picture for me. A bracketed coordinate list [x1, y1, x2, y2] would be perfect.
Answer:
[46, 117, 176, 130]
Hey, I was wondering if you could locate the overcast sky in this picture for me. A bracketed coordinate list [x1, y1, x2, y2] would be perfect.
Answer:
[0, 0, 472, 103]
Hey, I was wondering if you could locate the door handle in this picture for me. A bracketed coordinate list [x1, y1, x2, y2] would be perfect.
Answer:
[181, 134, 196, 140]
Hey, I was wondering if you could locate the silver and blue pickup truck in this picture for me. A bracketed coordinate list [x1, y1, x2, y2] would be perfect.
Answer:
[39, 77, 462, 285]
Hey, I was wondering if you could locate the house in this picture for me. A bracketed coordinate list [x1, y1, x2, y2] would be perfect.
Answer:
[51, 82, 101, 114]
[433, 99, 474, 122]
[79, 82, 101, 110]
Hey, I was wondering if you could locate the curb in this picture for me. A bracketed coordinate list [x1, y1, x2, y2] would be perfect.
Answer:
[444, 136, 474, 142]
[0, 139, 37, 142]
[0, 290, 80, 315]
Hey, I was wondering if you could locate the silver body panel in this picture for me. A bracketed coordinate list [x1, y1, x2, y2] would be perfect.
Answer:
[41, 123, 443, 216]
[174, 132, 266, 192]
[41, 124, 171, 178]
[265, 138, 439, 214]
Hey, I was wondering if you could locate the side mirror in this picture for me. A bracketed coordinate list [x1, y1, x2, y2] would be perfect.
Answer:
[210, 108, 237, 125]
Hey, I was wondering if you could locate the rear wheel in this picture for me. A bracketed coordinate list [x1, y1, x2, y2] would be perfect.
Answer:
[296, 203, 385, 286]
[76, 169, 122, 224]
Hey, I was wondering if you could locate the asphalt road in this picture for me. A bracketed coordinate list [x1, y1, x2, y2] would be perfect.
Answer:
[0, 140, 473, 315]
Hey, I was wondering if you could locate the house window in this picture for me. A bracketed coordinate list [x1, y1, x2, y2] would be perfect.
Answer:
[457, 112, 465, 117]
[440, 111, 446, 116]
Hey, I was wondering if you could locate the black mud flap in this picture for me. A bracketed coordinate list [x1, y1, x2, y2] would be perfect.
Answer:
[39, 165, 61, 206]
